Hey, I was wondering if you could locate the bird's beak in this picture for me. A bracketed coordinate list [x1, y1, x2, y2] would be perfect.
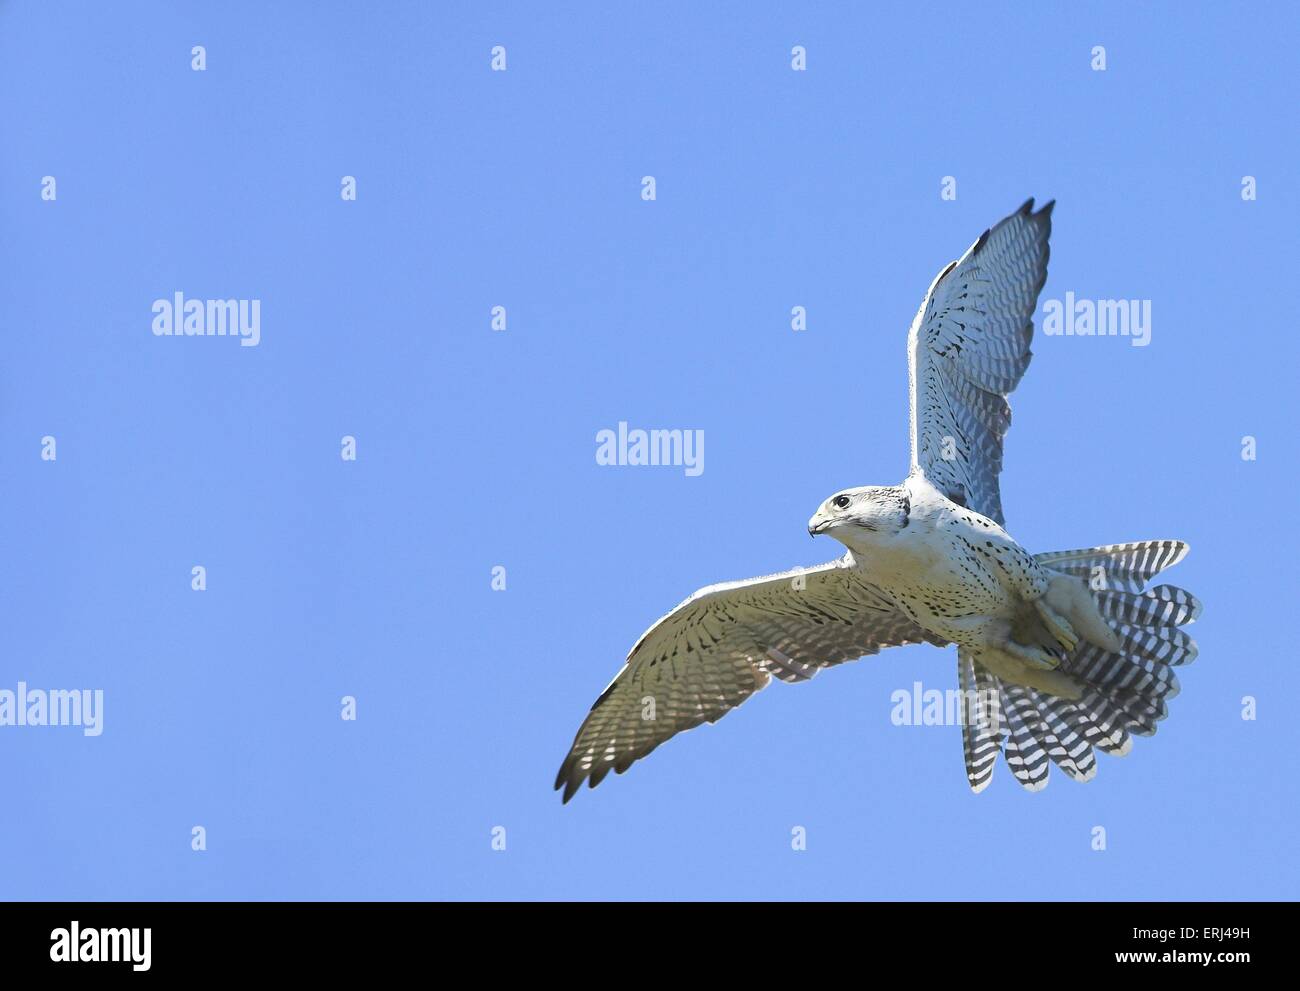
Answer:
[808, 513, 830, 537]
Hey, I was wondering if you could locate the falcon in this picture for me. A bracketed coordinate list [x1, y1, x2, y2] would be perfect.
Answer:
[555, 199, 1201, 801]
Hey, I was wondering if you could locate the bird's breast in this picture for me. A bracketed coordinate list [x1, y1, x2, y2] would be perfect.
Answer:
[860, 528, 1011, 625]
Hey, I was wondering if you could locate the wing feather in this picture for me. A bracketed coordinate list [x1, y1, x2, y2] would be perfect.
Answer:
[554, 555, 945, 801]
[907, 199, 1053, 523]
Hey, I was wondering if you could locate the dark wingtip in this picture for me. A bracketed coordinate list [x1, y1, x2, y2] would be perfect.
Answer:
[1038, 198, 1056, 217]
[1018, 197, 1035, 215]
[561, 775, 581, 804]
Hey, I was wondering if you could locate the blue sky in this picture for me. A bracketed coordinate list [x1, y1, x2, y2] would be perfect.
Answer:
[2, 2, 1297, 900]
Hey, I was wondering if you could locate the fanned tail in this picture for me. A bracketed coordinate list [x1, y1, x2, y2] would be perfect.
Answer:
[960, 540, 1201, 792]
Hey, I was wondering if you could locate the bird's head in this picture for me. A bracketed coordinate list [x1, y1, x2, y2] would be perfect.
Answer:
[808, 485, 911, 550]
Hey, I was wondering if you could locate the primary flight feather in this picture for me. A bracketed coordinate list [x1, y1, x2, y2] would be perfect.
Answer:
[555, 199, 1200, 802]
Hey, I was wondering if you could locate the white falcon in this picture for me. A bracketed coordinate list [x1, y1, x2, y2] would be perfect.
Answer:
[555, 199, 1201, 802]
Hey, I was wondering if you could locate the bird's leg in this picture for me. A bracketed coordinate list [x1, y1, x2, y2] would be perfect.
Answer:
[999, 638, 1062, 671]
[1043, 574, 1126, 654]
[994, 545, 1082, 656]
[980, 618, 1063, 672]
[976, 644, 1085, 700]
[1032, 597, 1078, 654]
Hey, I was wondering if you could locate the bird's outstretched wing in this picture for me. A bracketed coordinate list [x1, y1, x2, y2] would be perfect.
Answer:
[554, 555, 945, 802]
[907, 198, 1053, 524]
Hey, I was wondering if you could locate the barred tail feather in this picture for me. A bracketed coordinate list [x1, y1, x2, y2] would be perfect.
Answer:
[1073, 689, 1134, 756]
[1000, 686, 1051, 791]
[1033, 539, 1189, 593]
[1094, 585, 1201, 628]
[1025, 690, 1097, 781]
[958, 649, 1006, 793]
[963, 540, 1200, 793]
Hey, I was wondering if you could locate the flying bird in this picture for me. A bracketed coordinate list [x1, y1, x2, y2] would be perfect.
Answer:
[555, 199, 1200, 802]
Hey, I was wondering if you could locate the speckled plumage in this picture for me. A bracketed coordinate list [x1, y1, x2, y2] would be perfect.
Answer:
[555, 200, 1200, 802]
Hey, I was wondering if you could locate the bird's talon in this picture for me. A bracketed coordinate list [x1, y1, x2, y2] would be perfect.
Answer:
[1005, 640, 1060, 670]
[1034, 599, 1078, 653]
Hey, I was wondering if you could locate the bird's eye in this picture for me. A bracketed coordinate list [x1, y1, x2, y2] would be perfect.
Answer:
[833, 495, 851, 509]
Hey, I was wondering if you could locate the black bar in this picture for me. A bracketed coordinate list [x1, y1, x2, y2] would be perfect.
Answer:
[0, 901, 1283, 977]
